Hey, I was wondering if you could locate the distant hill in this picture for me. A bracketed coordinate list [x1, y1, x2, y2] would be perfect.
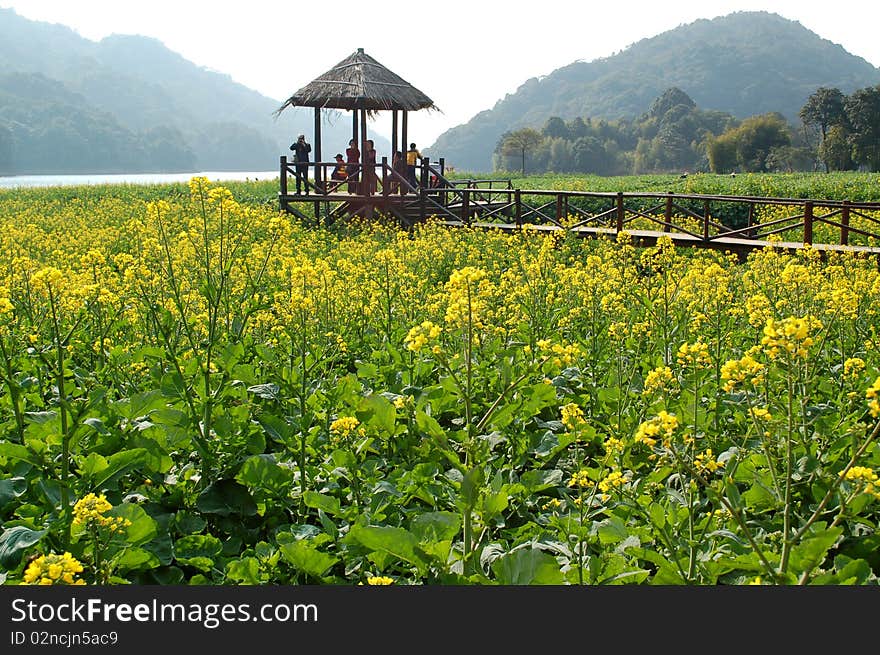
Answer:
[0, 8, 384, 174]
[429, 11, 880, 173]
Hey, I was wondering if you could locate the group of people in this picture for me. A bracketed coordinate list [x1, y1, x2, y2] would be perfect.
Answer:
[288, 135, 424, 195]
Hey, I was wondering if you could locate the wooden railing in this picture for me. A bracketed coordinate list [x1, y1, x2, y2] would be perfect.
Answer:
[279, 157, 880, 251]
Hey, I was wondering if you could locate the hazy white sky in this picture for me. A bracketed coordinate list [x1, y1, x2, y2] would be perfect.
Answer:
[3, 1, 879, 145]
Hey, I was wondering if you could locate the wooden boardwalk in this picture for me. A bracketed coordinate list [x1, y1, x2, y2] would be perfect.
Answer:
[279, 157, 880, 257]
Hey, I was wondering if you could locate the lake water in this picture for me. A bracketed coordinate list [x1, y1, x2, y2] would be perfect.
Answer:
[0, 171, 279, 189]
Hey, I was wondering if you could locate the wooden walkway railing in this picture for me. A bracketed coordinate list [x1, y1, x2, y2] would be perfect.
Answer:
[279, 157, 880, 255]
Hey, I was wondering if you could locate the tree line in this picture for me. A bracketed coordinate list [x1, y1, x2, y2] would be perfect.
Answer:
[493, 85, 880, 175]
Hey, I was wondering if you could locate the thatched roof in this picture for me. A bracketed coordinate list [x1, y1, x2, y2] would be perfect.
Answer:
[274, 48, 439, 115]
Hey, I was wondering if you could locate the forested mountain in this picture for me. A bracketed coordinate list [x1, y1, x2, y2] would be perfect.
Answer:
[430, 11, 880, 172]
[0, 8, 373, 174]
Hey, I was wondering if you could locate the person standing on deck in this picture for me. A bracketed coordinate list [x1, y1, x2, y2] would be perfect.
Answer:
[290, 134, 311, 195]
[363, 139, 377, 195]
[345, 138, 360, 193]
[406, 142, 421, 190]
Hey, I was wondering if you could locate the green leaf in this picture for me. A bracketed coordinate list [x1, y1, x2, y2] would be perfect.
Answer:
[788, 527, 843, 576]
[247, 383, 280, 400]
[175, 534, 223, 560]
[597, 516, 630, 545]
[410, 511, 461, 543]
[0, 525, 47, 568]
[110, 504, 157, 547]
[257, 413, 293, 444]
[415, 410, 445, 439]
[279, 540, 338, 578]
[520, 469, 563, 493]
[348, 524, 426, 571]
[196, 480, 258, 516]
[0, 476, 28, 509]
[357, 394, 396, 436]
[482, 489, 509, 519]
[302, 491, 341, 516]
[460, 467, 484, 509]
[226, 557, 262, 584]
[492, 548, 564, 585]
[88, 449, 148, 488]
[648, 502, 666, 529]
[0, 442, 40, 466]
[114, 547, 160, 572]
[236, 455, 293, 496]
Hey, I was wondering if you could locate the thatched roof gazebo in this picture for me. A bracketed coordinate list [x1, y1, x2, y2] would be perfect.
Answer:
[275, 48, 439, 189]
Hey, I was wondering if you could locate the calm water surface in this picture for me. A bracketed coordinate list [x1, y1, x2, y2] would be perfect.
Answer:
[0, 171, 278, 189]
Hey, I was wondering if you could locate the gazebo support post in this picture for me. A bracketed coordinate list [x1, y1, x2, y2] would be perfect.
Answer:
[360, 108, 369, 195]
[391, 110, 398, 157]
[352, 112, 359, 151]
[401, 111, 408, 162]
[314, 107, 322, 191]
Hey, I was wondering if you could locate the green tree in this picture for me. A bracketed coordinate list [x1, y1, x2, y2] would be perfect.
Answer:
[500, 128, 543, 175]
[731, 113, 791, 172]
[706, 133, 738, 173]
[542, 116, 569, 140]
[845, 85, 880, 171]
[818, 124, 854, 171]
[799, 87, 846, 171]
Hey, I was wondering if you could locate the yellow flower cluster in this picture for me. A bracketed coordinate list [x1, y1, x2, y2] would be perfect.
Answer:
[404, 320, 442, 353]
[330, 416, 360, 438]
[865, 376, 880, 418]
[745, 294, 772, 329]
[72, 493, 131, 533]
[634, 411, 679, 449]
[443, 266, 494, 329]
[642, 365, 675, 396]
[560, 402, 586, 431]
[536, 339, 582, 368]
[598, 470, 628, 494]
[843, 357, 866, 380]
[844, 466, 880, 499]
[22, 552, 86, 585]
[720, 350, 766, 393]
[694, 448, 725, 474]
[366, 575, 394, 585]
[567, 469, 591, 489]
[761, 315, 822, 360]
[0, 285, 13, 315]
[676, 341, 712, 369]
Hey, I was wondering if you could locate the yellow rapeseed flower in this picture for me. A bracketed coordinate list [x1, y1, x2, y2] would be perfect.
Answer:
[21, 552, 86, 585]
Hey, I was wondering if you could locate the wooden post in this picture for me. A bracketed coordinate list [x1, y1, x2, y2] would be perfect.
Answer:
[352, 111, 358, 149]
[419, 186, 426, 223]
[391, 110, 398, 158]
[439, 157, 447, 207]
[401, 111, 408, 162]
[664, 192, 673, 232]
[360, 108, 368, 196]
[747, 202, 755, 238]
[381, 156, 389, 198]
[279, 156, 288, 211]
[841, 201, 850, 245]
[421, 157, 430, 188]
[462, 188, 471, 226]
[803, 201, 813, 245]
[314, 107, 322, 191]
[703, 200, 710, 241]
[556, 194, 564, 226]
[515, 189, 522, 228]
[616, 192, 624, 233]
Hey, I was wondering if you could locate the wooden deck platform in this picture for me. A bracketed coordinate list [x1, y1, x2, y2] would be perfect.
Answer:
[279, 158, 880, 257]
